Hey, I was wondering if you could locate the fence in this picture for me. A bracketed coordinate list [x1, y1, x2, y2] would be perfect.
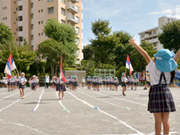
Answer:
[94, 69, 115, 78]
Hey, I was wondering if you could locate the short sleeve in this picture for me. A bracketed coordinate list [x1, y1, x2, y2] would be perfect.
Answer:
[146, 60, 155, 73]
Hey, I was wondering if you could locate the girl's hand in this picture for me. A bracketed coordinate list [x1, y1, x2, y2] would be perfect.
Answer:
[129, 38, 138, 46]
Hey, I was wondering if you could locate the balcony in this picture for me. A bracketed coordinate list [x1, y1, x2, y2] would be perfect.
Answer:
[18, 21, 23, 26]
[31, 19, 33, 24]
[31, 8, 33, 13]
[71, 0, 79, 3]
[18, 11, 23, 16]
[67, 2, 79, 13]
[67, 13, 79, 24]
[18, 31, 23, 37]
[75, 27, 79, 34]
[31, 40, 34, 46]
[18, 1, 22, 6]
[31, 0, 34, 3]
[31, 29, 34, 35]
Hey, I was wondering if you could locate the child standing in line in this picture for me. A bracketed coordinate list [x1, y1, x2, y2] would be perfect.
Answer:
[121, 72, 128, 96]
[18, 72, 27, 99]
[114, 77, 119, 91]
[134, 77, 138, 90]
[56, 77, 66, 100]
[82, 77, 85, 88]
[129, 38, 180, 135]
[130, 76, 134, 90]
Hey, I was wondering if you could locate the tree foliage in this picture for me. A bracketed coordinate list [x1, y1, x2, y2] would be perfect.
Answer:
[130, 41, 157, 72]
[0, 40, 35, 73]
[158, 20, 180, 52]
[91, 19, 111, 37]
[37, 39, 71, 77]
[82, 45, 94, 60]
[0, 23, 14, 44]
[43, 19, 77, 68]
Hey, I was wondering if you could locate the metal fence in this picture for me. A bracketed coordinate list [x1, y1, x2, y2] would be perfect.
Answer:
[94, 69, 115, 78]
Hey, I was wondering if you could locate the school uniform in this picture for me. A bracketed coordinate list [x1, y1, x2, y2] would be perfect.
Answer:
[114, 79, 119, 86]
[147, 60, 176, 113]
[134, 79, 138, 86]
[56, 79, 66, 91]
[121, 77, 127, 87]
[19, 77, 27, 89]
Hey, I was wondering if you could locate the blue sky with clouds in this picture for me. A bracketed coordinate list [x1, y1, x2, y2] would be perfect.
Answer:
[82, 0, 180, 46]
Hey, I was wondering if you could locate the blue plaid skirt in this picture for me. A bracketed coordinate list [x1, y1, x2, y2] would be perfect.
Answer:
[148, 85, 176, 113]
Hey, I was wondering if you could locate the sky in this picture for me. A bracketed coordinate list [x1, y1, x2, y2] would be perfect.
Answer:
[82, 0, 180, 46]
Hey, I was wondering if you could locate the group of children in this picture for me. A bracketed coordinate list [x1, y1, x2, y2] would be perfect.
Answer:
[86, 76, 119, 91]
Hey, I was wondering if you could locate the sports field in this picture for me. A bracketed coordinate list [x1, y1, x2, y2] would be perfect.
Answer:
[0, 86, 180, 135]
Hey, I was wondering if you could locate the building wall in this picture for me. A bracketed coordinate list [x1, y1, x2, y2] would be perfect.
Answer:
[0, 0, 83, 63]
[139, 16, 177, 50]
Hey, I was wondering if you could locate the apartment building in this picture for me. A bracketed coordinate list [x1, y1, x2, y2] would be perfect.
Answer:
[138, 16, 176, 50]
[0, 0, 83, 63]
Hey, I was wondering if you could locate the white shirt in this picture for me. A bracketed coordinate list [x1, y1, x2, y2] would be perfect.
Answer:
[146, 60, 171, 85]
[121, 77, 128, 82]
[82, 79, 85, 83]
[19, 77, 27, 84]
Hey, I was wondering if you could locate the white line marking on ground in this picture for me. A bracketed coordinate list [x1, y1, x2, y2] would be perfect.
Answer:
[32, 89, 44, 112]
[67, 91, 144, 135]
[0, 89, 29, 102]
[0, 92, 20, 101]
[91, 91, 147, 107]
[55, 92, 70, 113]
[0, 119, 49, 135]
[0, 92, 32, 112]
[78, 91, 130, 110]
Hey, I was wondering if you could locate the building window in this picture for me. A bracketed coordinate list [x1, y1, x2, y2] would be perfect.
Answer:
[39, 33, 41, 36]
[41, 9, 43, 12]
[48, 7, 54, 14]
[153, 30, 157, 35]
[18, 37, 23, 42]
[61, 19, 66, 24]
[38, 10, 40, 13]
[31, 14, 34, 19]
[18, 26, 23, 31]
[31, 35, 34, 40]
[61, 0, 66, 4]
[31, 3, 33, 8]
[41, 33, 43, 36]
[75, 27, 79, 34]
[31, 24, 34, 29]
[48, 0, 54, 2]
[38, 21, 40, 24]
[18, 16, 23, 21]
[18, 6, 23, 11]
[61, 8, 66, 16]
[41, 21, 43, 24]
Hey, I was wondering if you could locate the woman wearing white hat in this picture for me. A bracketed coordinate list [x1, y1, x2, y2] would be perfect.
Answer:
[129, 38, 180, 135]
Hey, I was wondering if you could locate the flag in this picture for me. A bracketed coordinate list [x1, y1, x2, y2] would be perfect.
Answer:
[126, 55, 133, 76]
[4, 54, 17, 78]
[60, 55, 67, 83]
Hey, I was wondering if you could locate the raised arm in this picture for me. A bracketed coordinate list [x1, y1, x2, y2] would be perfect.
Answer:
[174, 49, 180, 62]
[129, 39, 151, 64]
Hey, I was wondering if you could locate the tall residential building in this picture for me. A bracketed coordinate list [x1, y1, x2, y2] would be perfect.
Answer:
[138, 16, 177, 50]
[0, 0, 83, 63]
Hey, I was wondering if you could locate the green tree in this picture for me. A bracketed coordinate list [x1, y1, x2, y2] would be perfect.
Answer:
[91, 19, 111, 37]
[158, 20, 180, 52]
[82, 45, 94, 60]
[0, 23, 14, 44]
[130, 41, 157, 72]
[43, 19, 77, 65]
[38, 39, 71, 77]
[113, 31, 132, 69]
[0, 41, 35, 73]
